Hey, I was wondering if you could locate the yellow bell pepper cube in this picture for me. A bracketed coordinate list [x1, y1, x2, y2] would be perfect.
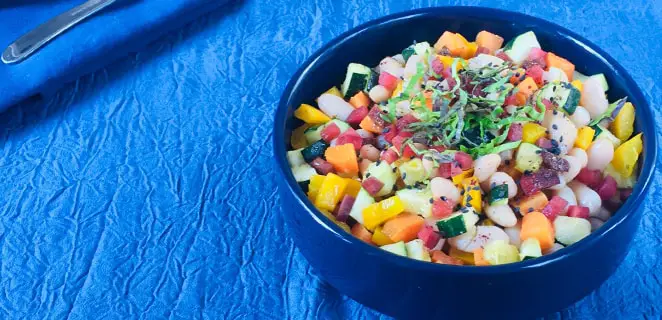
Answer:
[452, 169, 474, 187]
[294, 104, 331, 125]
[344, 178, 362, 198]
[449, 247, 475, 265]
[479, 219, 495, 226]
[362, 196, 405, 231]
[522, 122, 547, 144]
[461, 177, 482, 213]
[438, 55, 465, 70]
[465, 42, 478, 59]
[307, 174, 325, 201]
[571, 79, 583, 92]
[314, 173, 349, 212]
[611, 102, 635, 141]
[574, 126, 595, 150]
[291, 123, 312, 149]
[611, 133, 643, 177]
[372, 226, 395, 246]
[322, 86, 343, 98]
[391, 80, 404, 98]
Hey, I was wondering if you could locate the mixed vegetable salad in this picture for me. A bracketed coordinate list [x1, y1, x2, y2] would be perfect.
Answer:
[287, 30, 643, 266]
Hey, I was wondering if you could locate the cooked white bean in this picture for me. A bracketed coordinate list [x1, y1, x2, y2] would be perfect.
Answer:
[485, 204, 518, 227]
[570, 106, 591, 128]
[395, 100, 412, 117]
[359, 145, 381, 162]
[467, 54, 505, 72]
[404, 54, 423, 79]
[430, 177, 461, 203]
[543, 67, 568, 83]
[553, 186, 577, 213]
[369, 85, 391, 104]
[590, 217, 605, 231]
[449, 226, 510, 252]
[592, 206, 612, 221]
[569, 181, 602, 214]
[546, 112, 577, 154]
[499, 149, 514, 162]
[317, 94, 354, 121]
[391, 54, 406, 66]
[488, 172, 517, 198]
[581, 77, 609, 118]
[568, 148, 588, 169]
[561, 155, 582, 182]
[474, 154, 501, 182]
[544, 243, 565, 255]
[422, 158, 437, 178]
[379, 57, 404, 78]
[586, 138, 614, 171]
[504, 223, 521, 248]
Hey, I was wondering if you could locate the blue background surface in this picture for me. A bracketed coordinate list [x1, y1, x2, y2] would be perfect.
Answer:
[0, 0, 660, 319]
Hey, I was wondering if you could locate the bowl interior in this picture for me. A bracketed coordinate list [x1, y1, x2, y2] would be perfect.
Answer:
[275, 7, 656, 268]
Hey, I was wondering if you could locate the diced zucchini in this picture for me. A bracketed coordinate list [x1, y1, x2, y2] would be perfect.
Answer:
[540, 82, 581, 115]
[298, 180, 310, 193]
[341, 63, 372, 99]
[395, 188, 433, 218]
[595, 127, 622, 148]
[603, 164, 636, 188]
[366, 69, 379, 92]
[398, 158, 428, 186]
[327, 119, 351, 133]
[483, 240, 520, 265]
[406, 239, 431, 261]
[365, 161, 397, 197]
[519, 238, 542, 261]
[436, 209, 479, 238]
[573, 71, 588, 82]
[515, 143, 543, 173]
[304, 125, 323, 144]
[381, 241, 408, 257]
[301, 140, 329, 162]
[348, 188, 375, 224]
[553, 216, 591, 246]
[489, 184, 509, 205]
[287, 148, 306, 167]
[402, 47, 416, 62]
[504, 31, 541, 64]
[292, 164, 317, 182]
[590, 73, 609, 92]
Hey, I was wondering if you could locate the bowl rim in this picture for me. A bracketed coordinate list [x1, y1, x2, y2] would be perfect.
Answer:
[273, 6, 657, 273]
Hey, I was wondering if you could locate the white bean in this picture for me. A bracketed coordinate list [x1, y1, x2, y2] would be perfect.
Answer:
[485, 204, 518, 227]
[379, 57, 404, 78]
[586, 138, 614, 171]
[499, 149, 514, 162]
[317, 94, 354, 121]
[581, 77, 609, 118]
[473, 153, 501, 182]
[568, 148, 588, 169]
[570, 106, 591, 128]
[391, 54, 406, 66]
[592, 206, 612, 221]
[404, 54, 423, 79]
[430, 177, 461, 204]
[569, 181, 602, 214]
[488, 172, 517, 198]
[369, 85, 391, 104]
[546, 112, 577, 154]
[504, 223, 522, 248]
[395, 100, 412, 117]
[449, 226, 510, 252]
[543, 67, 568, 83]
[359, 145, 380, 162]
[422, 157, 437, 177]
[544, 243, 565, 255]
[553, 186, 577, 213]
[590, 217, 605, 231]
[561, 155, 582, 182]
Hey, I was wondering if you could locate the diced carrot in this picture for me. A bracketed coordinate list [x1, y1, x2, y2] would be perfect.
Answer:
[431, 250, 464, 265]
[513, 192, 549, 215]
[351, 223, 374, 245]
[475, 31, 504, 54]
[324, 144, 359, 177]
[545, 52, 575, 81]
[349, 91, 371, 109]
[359, 116, 383, 134]
[381, 213, 425, 243]
[473, 248, 491, 266]
[372, 226, 395, 246]
[520, 211, 555, 251]
[449, 247, 474, 265]
[515, 77, 539, 106]
[434, 31, 468, 57]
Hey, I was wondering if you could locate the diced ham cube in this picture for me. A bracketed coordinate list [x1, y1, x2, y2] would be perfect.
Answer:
[576, 168, 603, 188]
[335, 195, 355, 222]
[380, 149, 399, 164]
[475, 46, 490, 56]
[541, 98, 554, 111]
[431, 58, 445, 76]
[520, 168, 561, 195]
[418, 225, 441, 249]
[396, 114, 419, 132]
[437, 162, 463, 178]
[454, 152, 473, 170]
[367, 106, 387, 128]
[620, 188, 633, 202]
[320, 123, 341, 142]
[383, 124, 398, 143]
[432, 198, 454, 218]
[508, 123, 523, 141]
[379, 71, 399, 91]
[362, 177, 384, 196]
[504, 94, 518, 106]
[346, 106, 369, 126]
[310, 157, 334, 175]
[527, 47, 548, 68]
[542, 196, 569, 220]
[495, 51, 511, 62]
[595, 176, 618, 200]
[566, 205, 590, 220]
[541, 151, 570, 172]
[526, 65, 544, 85]
[536, 138, 553, 150]
[336, 129, 363, 151]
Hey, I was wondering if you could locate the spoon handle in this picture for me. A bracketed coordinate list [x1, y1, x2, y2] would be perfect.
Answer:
[2, 0, 117, 64]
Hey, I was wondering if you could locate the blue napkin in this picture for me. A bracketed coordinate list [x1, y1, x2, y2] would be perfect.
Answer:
[0, 0, 231, 111]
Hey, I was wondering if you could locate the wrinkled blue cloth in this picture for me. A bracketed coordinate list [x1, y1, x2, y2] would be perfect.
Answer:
[0, 0, 231, 111]
[0, 0, 660, 319]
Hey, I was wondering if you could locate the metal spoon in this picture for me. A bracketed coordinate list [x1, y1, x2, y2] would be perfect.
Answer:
[2, 0, 117, 64]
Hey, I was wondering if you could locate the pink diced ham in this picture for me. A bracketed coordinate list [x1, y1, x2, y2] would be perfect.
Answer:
[595, 176, 618, 200]
[320, 123, 341, 142]
[454, 152, 473, 170]
[507, 123, 523, 141]
[336, 129, 363, 151]
[380, 149, 399, 164]
[418, 225, 441, 249]
[378, 71, 399, 91]
[346, 106, 369, 126]
[362, 176, 384, 196]
[566, 205, 590, 220]
[310, 157, 334, 175]
[542, 196, 569, 220]
[335, 195, 355, 222]
[576, 168, 603, 188]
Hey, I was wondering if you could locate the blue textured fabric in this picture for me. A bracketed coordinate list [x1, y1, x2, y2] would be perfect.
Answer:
[0, 0, 231, 111]
[0, 0, 660, 319]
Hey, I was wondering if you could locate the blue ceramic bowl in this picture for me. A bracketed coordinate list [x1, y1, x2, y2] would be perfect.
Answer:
[273, 7, 656, 319]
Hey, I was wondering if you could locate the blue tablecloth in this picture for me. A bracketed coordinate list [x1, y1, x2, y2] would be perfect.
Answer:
[0, 0, 660, 318]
